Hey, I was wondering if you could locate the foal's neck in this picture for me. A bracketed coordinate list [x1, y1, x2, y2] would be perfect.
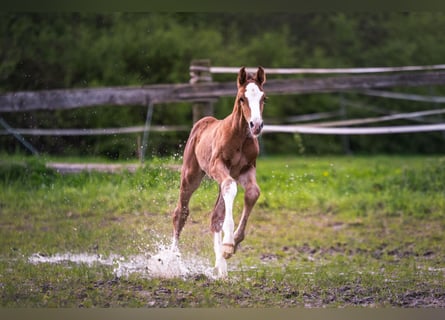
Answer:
[225, 98, 250, 139]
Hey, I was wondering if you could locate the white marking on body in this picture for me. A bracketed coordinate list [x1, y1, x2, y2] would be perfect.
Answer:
[212, 179, 237, 277]
[222, 180, 237, 247]
[244, 82, 264, 123]
[214, 231, 228, 277]
[171, 236, 178, 252]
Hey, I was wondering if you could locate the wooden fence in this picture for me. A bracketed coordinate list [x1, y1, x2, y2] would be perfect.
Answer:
[1, 62, 445, 157]
[2, 65, 445, 112]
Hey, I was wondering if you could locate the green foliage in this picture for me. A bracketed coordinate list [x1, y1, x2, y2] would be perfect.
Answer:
[0, 157, 56, 189]
[2, 13, 445, 156]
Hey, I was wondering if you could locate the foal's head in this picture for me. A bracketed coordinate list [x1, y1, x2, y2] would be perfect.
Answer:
[237, 66, 267, 137]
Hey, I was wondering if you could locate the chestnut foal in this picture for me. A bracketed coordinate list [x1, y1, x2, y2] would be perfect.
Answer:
[172, 67, 266, 277]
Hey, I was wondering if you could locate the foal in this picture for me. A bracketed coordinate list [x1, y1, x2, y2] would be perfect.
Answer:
[172, 66, 266, 277]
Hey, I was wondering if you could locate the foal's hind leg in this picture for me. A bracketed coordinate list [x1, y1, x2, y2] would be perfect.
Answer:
[172, 160, 204, 249]
[210, 190, 228, 277]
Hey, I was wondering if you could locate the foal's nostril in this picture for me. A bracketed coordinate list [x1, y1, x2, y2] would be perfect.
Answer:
[249, 121, 254, 128]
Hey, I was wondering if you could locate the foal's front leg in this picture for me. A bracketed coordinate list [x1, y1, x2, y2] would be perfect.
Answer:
[210, 161, 238, 276]
[220, 178, 237, 259]
[213, 227, 227, 277]
[234, 167, 260, 252]
[212, 178, 237, 278]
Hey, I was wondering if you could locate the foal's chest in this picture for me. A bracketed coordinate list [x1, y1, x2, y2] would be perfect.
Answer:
[224, 138, 258, 175]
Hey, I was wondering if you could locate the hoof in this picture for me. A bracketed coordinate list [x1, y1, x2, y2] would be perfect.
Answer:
[213, 267, 228, 279]
[222, 243, 235, 259]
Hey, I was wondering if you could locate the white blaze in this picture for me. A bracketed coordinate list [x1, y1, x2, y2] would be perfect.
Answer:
[244, 82, 264, 123]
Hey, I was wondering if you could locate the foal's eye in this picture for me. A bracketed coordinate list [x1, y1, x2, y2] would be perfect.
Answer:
[239, 97, 245, 103]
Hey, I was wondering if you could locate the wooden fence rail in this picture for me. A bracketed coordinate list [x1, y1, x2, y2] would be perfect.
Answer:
[198, 64, 445, 75]
[2, 70, 445, 112]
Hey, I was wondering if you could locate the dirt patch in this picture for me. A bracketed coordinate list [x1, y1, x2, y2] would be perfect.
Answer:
[46, 163, 141, 174]
[279, 242, 438, 261]
[299, 286, 445, 308]
[394, 289, 445, 307]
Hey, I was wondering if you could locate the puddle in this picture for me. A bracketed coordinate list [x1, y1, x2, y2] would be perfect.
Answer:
[28, 252, 119, 267]
[28, 245, 216, 280]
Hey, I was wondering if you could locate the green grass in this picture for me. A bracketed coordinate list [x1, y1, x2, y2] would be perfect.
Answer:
[0, 155, 444, 307]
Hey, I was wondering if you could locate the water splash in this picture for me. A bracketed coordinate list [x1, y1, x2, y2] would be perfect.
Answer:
[114, 245, 214, 279]
[28, 252, 119, 267]
[28, 244, 215, 280]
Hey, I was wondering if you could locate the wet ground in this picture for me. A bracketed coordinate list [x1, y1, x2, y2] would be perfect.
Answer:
[27, 249, 445, 307]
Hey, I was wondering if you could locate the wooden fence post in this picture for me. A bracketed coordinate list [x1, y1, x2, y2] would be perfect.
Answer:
[190, 59, 214, 123]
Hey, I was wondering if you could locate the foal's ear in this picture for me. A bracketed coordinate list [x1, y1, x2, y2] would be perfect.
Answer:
[256, 66, 266, 85]
[237, 66, 248, 88]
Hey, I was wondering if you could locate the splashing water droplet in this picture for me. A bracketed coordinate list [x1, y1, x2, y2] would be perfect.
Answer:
[28, 242, 215, 280]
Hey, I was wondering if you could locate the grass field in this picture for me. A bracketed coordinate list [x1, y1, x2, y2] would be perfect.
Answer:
[0, 154, 444, 307]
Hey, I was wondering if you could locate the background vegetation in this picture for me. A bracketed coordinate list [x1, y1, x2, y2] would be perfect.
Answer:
[2, 12, 445, 158]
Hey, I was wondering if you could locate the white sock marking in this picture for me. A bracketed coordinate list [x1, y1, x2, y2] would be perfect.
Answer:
[222, 180, 237, 245]
[214, 231, 227, 277]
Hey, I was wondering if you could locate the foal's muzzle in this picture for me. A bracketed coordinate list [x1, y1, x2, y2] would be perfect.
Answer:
[249, 120, 264, 136]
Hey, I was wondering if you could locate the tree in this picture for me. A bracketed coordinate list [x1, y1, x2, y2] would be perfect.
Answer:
[1, 12, 445, 157]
